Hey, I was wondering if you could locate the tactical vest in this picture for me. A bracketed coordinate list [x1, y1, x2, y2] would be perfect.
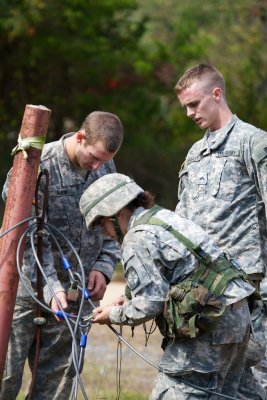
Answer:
[132, 205, 251, 339]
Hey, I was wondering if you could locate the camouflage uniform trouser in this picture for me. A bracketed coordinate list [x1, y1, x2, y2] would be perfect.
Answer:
[252, 305, 267, 399]
[0, 298, 92, 400]
[150, 332, 249, 400]
[237, 298, 267, 400]
[150, 300, 251, 400]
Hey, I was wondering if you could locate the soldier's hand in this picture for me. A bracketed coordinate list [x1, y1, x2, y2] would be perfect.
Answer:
[88, 270, 107, 301]
[110, 295, 127, 306]
[92, 305, 111, 325]
[51, 291, 68, 322]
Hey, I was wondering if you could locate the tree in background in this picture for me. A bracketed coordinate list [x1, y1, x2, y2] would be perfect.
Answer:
[1, 0, 267, 220]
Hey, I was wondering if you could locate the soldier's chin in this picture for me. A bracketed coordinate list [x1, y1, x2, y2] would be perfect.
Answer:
[196, 119, 207, 129]
[81, 163, 93, 171]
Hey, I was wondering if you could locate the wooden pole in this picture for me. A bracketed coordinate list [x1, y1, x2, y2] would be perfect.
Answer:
[0, 105, 51, 385]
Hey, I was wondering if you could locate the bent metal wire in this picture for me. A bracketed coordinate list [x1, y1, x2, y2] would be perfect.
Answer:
[0, 219, 238, 400]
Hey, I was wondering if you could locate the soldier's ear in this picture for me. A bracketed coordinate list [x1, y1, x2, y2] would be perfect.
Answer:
[212, 87, 221, 102]
[76, 131, 85, 143]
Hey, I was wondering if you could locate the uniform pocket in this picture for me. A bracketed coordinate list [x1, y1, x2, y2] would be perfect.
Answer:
[209, 156, 241, 202]
[212, 299, 250, 344]
[209, 158, 226, 197]
[178, 167, 188, 200]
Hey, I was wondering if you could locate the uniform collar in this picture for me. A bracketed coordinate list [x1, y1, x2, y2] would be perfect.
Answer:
[128, 207, 146, 230]
[58, 132, 90, 186]
[201, 114, 238, 154]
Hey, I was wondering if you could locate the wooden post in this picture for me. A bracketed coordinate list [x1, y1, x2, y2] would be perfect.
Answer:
[0, 105, 51, 385]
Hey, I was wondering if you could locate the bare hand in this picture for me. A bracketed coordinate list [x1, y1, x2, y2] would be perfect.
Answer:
[93, 305, 112, 325]
[51, 291, 68, 322]
[87, 270, 107, 301]
[110, 295, 128, 306]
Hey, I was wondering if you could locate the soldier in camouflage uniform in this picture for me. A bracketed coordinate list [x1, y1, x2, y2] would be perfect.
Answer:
[0, 112, 123, 399]
[252, 277, 267, 391]
[174, 63, 267, 399]
[79, 173, 255, 399]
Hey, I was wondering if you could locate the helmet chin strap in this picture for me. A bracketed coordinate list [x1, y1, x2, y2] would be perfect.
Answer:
[109, 215, 124, 244]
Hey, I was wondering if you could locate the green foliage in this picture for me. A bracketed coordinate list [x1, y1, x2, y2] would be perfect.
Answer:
[0, 0, 140, 133]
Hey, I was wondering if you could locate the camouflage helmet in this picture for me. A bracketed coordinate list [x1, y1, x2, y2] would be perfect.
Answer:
[79, 173, 144, 228]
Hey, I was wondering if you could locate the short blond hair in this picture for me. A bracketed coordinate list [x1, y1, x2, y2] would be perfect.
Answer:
[174, 64, 225, 96]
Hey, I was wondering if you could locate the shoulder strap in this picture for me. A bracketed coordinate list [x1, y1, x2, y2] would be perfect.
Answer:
[132, 205, 211, 265]
[132, 206, 248, 297]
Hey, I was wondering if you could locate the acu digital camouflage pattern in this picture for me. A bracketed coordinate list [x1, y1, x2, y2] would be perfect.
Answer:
[108, 206, 253, 399]
[0, 301, 91, 400]
[176, 115, 267, 276]
[243, 277, 267, 400]
[253, 277, 267, 390]
[176, 115, 267, 399]
[80, 172, 143, 229]
[0, 133, 121, 400]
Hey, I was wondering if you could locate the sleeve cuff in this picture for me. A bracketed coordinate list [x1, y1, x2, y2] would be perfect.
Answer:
[109, 306, 125, 324]
[43, 280, 65, 305]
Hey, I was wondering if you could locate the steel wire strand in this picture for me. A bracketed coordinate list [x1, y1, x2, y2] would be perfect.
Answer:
[17, 224, 80, 338]
[45, 222, 87, 290]
[0, 216, 36, 238]
[70, 343, 88, 400]
[44, 223, 91, 400]
[115, 327, 123, 400]
[6, 217, 238, 400]
[85, 295, 238, 400]
[2, 216, 89, 399]
[107, 325, 238, 400]
[29, 226, 88, 399]
[16, 222, 89, 399]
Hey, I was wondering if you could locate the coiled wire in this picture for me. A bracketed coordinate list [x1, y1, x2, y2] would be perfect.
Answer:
[0, 219, 238, 400]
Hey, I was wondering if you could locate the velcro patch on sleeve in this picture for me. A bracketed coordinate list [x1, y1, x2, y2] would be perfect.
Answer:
[252, 140, 267, 163]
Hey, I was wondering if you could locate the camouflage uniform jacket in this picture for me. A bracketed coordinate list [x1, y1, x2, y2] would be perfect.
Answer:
[176, 115, 267, 276]
[2, 133, 121, 304]
[109, 207, 254, 374]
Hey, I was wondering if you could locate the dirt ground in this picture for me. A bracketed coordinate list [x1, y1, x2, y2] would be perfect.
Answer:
[81, 280, 163, 399]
